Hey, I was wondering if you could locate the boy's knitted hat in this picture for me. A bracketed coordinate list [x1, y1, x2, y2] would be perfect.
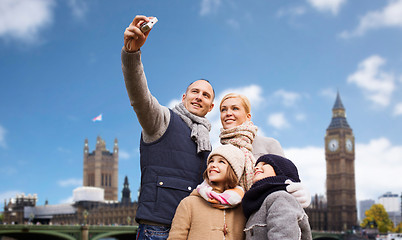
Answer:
[207, 144, 245, 181]
[255, 154, 300, 182]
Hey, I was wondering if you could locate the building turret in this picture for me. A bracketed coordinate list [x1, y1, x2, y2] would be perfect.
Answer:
[83, 137, 119, 201]
[121, 176, 131, 205]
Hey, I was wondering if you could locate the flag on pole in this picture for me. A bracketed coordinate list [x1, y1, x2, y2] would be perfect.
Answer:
[92, 114, 102, 122]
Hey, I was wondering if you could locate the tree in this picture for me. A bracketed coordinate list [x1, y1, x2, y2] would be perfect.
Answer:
[394, 221, 402, 233]
[360, 204, 393, 233]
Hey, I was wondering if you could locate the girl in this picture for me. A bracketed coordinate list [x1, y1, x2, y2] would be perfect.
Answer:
[168, 144, 247, 240]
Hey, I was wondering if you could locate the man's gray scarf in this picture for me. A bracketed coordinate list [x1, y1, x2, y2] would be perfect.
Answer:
[172, 103, 212, 153]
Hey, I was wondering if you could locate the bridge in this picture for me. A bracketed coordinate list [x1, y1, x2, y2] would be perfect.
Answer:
[0, 224, 137, 240]
[312, 231, 344, 240]
[0, 225, 351, 240]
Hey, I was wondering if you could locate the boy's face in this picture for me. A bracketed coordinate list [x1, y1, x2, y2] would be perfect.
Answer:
[253, 162, 276, 184]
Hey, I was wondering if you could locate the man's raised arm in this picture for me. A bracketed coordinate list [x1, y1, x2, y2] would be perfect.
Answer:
[121, 15, 170, 143]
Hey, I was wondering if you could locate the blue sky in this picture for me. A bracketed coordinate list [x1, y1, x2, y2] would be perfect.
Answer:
[1, 0, 402, 214]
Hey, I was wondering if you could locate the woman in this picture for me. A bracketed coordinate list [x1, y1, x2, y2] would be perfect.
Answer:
[219, 93, 310, 206]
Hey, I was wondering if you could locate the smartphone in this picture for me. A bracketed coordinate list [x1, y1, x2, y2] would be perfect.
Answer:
[140, 17, 158, 33]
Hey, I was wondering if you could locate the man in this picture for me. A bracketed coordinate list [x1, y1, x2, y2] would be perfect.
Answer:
[122, 15, 215, 239]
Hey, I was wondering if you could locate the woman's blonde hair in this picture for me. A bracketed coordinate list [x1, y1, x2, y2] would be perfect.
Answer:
[219, 93, 251, 114]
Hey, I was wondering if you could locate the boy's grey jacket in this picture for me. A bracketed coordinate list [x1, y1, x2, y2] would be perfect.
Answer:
[244, 191, 312, 240]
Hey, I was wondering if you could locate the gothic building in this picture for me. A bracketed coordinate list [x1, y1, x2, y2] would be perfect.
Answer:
[3, 177, 138, 225]
[306, 92, 357, 231]
[3, 137, 138, 226]
[325, 92, 357, 231]
[83, 136, 119, 201]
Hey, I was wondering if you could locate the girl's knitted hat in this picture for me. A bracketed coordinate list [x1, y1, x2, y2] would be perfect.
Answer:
[255, 154, 300, 182]
[207, 144, 245, 181]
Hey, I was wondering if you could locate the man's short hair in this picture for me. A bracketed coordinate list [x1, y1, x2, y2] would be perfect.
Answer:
[186, 79, 215, 101]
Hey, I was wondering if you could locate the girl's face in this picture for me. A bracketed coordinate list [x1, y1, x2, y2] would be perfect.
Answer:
[207, 155, 229, 188]
[220, 97, 251, 129]
[253, 162, 276, 183]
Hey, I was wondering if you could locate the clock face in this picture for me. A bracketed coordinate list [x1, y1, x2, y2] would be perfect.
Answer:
[346, 139, 353, 152]
[328, 139, 339, 152]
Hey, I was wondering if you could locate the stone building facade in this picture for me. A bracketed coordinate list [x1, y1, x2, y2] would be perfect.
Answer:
[83, 136, 119, 201]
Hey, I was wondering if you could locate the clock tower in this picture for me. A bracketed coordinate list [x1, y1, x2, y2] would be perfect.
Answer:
[325, 92, 357, 231]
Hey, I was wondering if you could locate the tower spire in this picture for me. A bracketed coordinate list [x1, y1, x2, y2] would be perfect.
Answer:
[333, 91, 345, 110]
[327, 91, 350, 130]
[121, 176, 131, 205]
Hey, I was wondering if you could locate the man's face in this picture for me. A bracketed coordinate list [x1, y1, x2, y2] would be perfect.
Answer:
[182, 80, 214, 117]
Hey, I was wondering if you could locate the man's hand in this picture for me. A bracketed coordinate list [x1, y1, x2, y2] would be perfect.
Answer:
[124, 15, 153, 52]
[285, 179, 311, 208]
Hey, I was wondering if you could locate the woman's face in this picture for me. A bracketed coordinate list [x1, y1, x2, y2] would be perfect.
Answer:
[207, 155, 229, 188]
[220, 97, 251, 129]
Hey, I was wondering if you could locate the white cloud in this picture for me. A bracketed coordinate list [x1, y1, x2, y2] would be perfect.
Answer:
[285, 137, 402, 202]
[58, 178, 82, 187]
[168, 99, 181, 109]
[319, 88, 337, 99]
[307, 0, 346, 15]
[274, 89, 301, 107]
[339, 0, 402, 38]
[226, 19, 240, 29]
[394, 102, 402, 116]
[284, 146, 326, 197]
[347, 55, 395, 107]
[119, 150, 131, 160]
[267, 112, 290, 130]
[295, 113, 307, 121]
[0, 190, 22, 202]
[200, 0, 221, 16]
[276, 6, 306, 18]
[355, 137, 402, 200]
[67, 0, 88, 19]
[0, 0, 55, 42]
[0, 124, 7, 148]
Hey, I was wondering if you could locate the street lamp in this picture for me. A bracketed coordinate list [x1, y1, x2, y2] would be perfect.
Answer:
[29, 213, 35, 224]
[83, 210, 89, 225]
